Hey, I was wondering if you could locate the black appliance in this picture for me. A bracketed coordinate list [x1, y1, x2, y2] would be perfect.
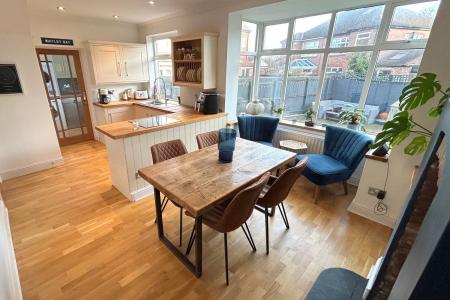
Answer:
[196, 91, 219, 114]
[98, 88, 111, 104]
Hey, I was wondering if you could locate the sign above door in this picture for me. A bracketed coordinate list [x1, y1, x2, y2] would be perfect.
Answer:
[41, 37, 74, 46]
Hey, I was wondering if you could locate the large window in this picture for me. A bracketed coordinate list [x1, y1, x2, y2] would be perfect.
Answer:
[237, 21, 258, 115]
[151, 37, 179, 99]
[236, 0, 440, 133]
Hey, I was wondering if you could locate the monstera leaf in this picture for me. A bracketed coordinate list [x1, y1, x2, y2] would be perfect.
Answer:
[429, 87, 450, 117]
[404, 136, 428, 155]
[399, 73, 441, 111]
[371, 111, 412, 149]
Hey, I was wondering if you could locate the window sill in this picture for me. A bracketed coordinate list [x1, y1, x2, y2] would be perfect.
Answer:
[365, 149, 390, 162]
[279, 120, 325, 133]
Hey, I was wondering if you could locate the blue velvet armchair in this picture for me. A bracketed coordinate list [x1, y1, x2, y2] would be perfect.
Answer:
[237, 115, 279, 147]
[296, 126, 372, 203]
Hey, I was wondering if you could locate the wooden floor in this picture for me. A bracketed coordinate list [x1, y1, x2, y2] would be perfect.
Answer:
[3, 141, 391, 300]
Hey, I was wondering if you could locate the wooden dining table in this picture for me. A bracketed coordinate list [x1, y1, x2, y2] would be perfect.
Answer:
[138, 138, 296, 277]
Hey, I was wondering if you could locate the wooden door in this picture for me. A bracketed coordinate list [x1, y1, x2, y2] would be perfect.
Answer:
[121, 46, 148, 82]
[36, 48, 94, 146]
[92, 45, 122, 83]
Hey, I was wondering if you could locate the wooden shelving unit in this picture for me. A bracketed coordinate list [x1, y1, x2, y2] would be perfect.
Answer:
[171, 32, 218, 89]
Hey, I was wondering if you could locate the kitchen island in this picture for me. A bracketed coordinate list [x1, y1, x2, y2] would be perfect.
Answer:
[95, 100, 227, 201]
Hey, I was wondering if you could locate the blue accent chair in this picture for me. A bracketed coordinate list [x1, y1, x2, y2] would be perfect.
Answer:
[237, 115, 279, 147]
[296, 125, 372, 203]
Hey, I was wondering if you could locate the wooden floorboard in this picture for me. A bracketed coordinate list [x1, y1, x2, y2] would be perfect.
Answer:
[2, 141, 391, 299]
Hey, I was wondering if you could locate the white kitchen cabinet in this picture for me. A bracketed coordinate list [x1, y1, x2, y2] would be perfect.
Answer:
[134, 106, 165, 119]
[108, 107, 135, 123]
[91, 45, 122, 83]
[171, 32, 218, 89]
[89, 42, 149, 84]
[121, 47, 148, 82]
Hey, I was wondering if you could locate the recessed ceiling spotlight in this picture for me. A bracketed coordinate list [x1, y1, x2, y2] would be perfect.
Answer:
[113, 15, 119, 19]
[148, 1, 155, 5]
[56, 6, 65, 11]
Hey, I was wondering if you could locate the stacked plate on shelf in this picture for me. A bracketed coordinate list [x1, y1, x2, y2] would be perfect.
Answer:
[176, 66, 202, 82]
[196, 67, 202, 82]
[186, 69, 196, 82]
[176, 66, 186, 81]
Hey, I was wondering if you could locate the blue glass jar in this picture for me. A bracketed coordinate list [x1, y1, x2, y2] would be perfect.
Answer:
[218, 128, 237, 162]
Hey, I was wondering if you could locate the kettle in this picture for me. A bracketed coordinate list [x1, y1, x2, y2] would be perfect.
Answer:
[127, 89, 135, 99]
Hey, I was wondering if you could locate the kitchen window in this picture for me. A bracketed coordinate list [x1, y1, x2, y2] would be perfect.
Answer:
[148, 36, 179, 99]
[236, 0, 440, 134]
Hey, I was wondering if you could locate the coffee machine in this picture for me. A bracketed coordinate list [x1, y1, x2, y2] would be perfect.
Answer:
[98, 88, 111, 104]
[196, 91, 219, 114]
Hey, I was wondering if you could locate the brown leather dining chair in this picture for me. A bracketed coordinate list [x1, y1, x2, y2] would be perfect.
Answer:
[256, 158, 308, 254]
[196, 130, 219, 149]
[185, 172, 270, 285]
[151, 139, 188, 247]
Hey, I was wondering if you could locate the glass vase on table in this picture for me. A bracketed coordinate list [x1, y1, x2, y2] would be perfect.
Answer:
[218, 128, 237, 163]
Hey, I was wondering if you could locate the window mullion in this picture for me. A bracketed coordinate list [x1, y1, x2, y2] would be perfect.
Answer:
[252, 22, 264, 101]
[279, 18, 295, 111]
[313, 12, 336, 120]
[358, 2, 394, 109]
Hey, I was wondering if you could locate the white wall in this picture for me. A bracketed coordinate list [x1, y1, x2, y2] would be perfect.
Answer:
[138, 0, 281, 109]
[28, 13, 144, 141]
[349, 0, 450, 227]
[0, 190, 22, 300]
[0, 0, 62, 180]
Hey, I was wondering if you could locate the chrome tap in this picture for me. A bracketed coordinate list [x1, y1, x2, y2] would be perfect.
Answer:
[152, 77, 168, 104]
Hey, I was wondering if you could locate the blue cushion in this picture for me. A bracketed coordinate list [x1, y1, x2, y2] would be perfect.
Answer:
[297, 154, 350, 185]
[238, 115, 279, 144]
[323, 126, 372, 170]
[305, 268, 367, 300]
[296, 126, 372, 186]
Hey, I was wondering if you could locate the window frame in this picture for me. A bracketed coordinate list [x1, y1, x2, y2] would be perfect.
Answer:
[240, 0, 438, 131]
[147, 31, 179, 99]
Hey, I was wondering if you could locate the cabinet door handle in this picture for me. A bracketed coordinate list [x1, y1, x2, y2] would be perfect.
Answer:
[108, 113, 112, 123]
[125, 62, 129, 76]
[117, 62, 122, 77]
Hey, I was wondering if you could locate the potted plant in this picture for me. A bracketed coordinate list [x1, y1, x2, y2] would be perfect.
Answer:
[371, 73, 450, 155]
[305, 107, 315, 127]
[339, 107, 367, 132]
[274, 107, 284, 118]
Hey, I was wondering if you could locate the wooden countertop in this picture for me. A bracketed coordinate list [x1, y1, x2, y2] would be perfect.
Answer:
[95, 102, 227, 139]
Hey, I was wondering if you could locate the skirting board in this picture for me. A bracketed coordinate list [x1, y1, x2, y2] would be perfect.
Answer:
[130, 185, 154, 202]
[348, 202, 396, 228]
[0, 157, 64, 180]
[0, 200, 23, 300]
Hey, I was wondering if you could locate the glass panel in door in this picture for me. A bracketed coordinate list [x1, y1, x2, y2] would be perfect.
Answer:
[37, 49, 93, 145]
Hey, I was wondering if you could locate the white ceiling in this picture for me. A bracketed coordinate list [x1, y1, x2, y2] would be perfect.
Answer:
[27, 0, 243, 24]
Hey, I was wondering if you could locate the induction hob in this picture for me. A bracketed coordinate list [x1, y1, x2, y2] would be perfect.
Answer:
[129, 115, 180, 128]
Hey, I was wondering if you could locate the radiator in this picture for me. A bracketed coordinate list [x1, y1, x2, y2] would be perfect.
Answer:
[274, 128, 325, 154]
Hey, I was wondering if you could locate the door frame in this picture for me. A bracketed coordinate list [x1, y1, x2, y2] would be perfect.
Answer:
[36, 48, 94, 146]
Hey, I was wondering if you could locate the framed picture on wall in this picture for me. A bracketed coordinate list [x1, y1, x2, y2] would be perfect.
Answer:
[0, 64, 23, 94]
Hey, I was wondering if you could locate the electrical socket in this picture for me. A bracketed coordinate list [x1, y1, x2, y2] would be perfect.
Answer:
[368, 187, 382, 196]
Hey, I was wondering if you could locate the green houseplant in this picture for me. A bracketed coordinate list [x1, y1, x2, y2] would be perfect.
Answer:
[274, 107, 284, 117]
[305, 106, 315, 127]
[339, 107, 367, 132]
[371, 73, 450, 155]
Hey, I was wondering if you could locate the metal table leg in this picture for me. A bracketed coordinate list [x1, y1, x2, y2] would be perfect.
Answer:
[154, 188, 202, 277]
